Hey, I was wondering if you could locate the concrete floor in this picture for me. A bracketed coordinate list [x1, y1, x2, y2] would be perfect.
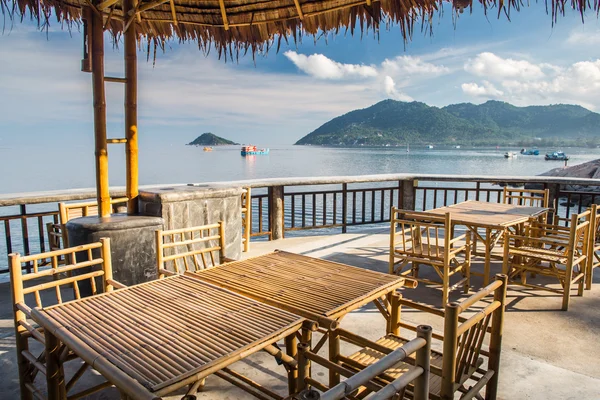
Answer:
[1, 227, 599, 399]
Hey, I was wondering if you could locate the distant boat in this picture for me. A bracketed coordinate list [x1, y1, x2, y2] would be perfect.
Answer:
[406, 143, 410, 153]
[241, 145, 269, 156]
[427, 145, 434, 149]
[545, 151, 569, 161]
[203, 147, 213, 152]
[520, 148, 539, 155]
[504, 152, 517, 158]
[455, 145, 461, 149]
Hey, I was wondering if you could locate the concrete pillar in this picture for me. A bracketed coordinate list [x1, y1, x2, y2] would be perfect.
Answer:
[401, 179, 417, 210]
[269, 186, 285, 240]
[67, 214, 164, 293]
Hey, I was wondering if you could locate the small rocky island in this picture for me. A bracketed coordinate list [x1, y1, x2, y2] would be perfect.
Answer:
[188, 133, 239, 146]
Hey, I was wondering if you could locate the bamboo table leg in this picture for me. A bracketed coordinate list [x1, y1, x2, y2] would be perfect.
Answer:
[388, 291, 400, 335]
[45, 330, 66, 400]
[328, 329, 340, 387]
[285, 333, 298, 395]
[484, 228, 492, 286]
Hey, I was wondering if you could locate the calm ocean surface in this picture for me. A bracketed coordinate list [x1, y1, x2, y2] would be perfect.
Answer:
[2, 145, 600, 195]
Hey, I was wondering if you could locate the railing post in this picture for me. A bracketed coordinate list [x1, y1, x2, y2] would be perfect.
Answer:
[342, 183, 348, 233]
[269, 185, 285, 240]
[401, 179, 416, 211]
[548, 183, 560, 221]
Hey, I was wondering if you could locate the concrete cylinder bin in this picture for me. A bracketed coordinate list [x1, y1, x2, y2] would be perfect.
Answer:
[139, 185, 244, 260]
[67, 214, 164, 294]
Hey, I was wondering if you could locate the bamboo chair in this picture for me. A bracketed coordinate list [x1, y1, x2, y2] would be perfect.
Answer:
[502, 187, 550, 208]
[390, 208, 471, 306]
[156, 221, 234, 278]
[46, 197, 128, 251]
[241, 187, 251, 252]
[293, 325, 433, 400]
[503, 210, 591, 310]
[9, 238, 125, 400]
[338, 275, 507, 400]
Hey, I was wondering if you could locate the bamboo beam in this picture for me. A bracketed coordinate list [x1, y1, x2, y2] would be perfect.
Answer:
[219, 0, 230, 30]
[91, 3, 111, 217]
[293, 0, 304, 19]
[96, 0, 119, 10]
[124, 0, 139, 215]
[169, 0, 178, 25]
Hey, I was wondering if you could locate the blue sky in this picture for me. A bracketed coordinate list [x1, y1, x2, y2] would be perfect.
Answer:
[0, 2, 599, 149]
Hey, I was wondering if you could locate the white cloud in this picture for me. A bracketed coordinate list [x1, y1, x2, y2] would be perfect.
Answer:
[566, 29, 600, 46]
[283, 51, 378, 79]
[464, 52, 545, 80]
[461, 52, 600, 110]
[381, 55, 450, 75]
[383, 76, 413, 101]
[284, 51, 449, 101]
[461, 81, 504, 97]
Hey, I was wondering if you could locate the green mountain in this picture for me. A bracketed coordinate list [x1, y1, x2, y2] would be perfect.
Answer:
[188, 133, 239, 146]
[295, 100, 600, 147]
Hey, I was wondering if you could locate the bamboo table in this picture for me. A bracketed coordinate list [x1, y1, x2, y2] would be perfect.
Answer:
[427, 200, 549, 285]
[32, 275, 305, 400]
[188, 250, 411, 388]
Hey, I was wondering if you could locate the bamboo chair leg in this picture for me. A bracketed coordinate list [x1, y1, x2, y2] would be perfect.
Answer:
[577, 264, 585, 297]
[442, 262, 449, 307]
[562, 261, 574, 311]
[16, 335, 33, 400]
[46, 331, 67, 400]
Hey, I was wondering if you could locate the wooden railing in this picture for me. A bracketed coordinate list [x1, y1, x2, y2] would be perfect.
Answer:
[2, 174, 600, 273]
[242, 175, 600, 240]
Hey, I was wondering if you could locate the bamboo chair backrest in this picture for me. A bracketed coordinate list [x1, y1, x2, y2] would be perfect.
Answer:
[48, 197, 128, 251]
[59, 197, 128, 224]
[391, 208, 451, 260]
[9, 238, 115, 334]
[533, 210, 590, 257]
[442, 275, 507, 396]
[156, 222, 226, 276]
[502, 187, 549, 208]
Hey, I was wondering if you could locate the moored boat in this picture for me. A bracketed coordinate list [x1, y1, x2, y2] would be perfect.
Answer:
[241, 145, 270, 156]
[545, 151, 569, 161]
[504, 152, 517, 158]
[203, 147, 213, 152]
[520, 148, 539, 155]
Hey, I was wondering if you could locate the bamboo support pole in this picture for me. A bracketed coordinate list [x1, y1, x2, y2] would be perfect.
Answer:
[297, 342, 310, 392]
[413, 325, 432, 400]
[441, 302, 459, 400]
[100, 238, 113, 292]
[90, 3, 110, 217]
[124, 0, 139, 215]
[486, 275, 507, 400]
[285, 334, 298, 394]
[328, 329, 340, 387]
[369, 368, 423, 400]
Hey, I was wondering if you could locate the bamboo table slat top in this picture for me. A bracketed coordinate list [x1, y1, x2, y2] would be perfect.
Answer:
[189, 251, 407, 323]
[32, 275, 304, 396]
[426, 200, 549, 228]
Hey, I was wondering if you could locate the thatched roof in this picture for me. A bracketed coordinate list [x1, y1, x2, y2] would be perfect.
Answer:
[2, 0, 598, 58]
